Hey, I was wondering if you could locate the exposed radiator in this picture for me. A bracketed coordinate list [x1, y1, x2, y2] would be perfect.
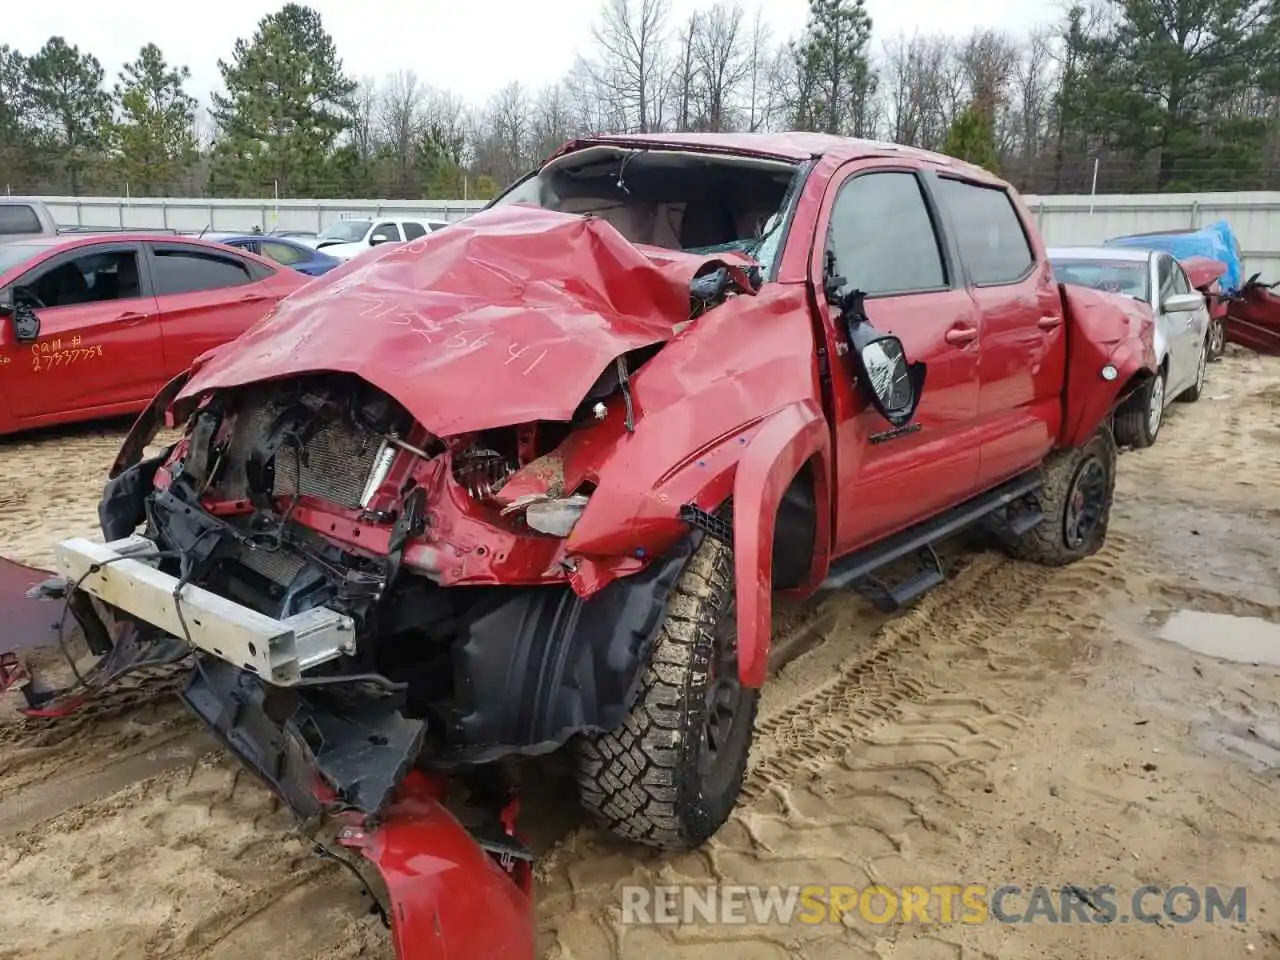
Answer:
[235, 543, 309, 586]
[273, 418, 384, 509]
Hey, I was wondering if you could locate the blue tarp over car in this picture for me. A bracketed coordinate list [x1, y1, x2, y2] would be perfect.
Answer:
[1105, 220, 1244, 295]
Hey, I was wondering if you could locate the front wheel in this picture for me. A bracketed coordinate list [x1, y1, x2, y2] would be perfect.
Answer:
[995, 428, 1117, 567]
[575, 536, 757, 849]
[1206, 317, 1226, 361]
[1113, 369, 1164, 448]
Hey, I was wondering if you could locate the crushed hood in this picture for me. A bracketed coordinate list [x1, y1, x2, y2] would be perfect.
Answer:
[177, 205, 729, 436]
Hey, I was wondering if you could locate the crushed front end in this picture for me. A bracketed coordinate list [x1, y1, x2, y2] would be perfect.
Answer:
[48, 203, 770, 956]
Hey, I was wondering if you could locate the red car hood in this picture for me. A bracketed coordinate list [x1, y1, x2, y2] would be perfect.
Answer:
[177, 205, 737, 436]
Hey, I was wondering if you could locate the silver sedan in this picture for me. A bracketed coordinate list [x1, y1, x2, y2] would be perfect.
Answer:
[1049, 246, 1211, 448]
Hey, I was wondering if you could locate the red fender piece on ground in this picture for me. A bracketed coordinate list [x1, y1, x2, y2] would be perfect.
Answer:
[336, 771, 536, 960]
[0, 556, 60, 656]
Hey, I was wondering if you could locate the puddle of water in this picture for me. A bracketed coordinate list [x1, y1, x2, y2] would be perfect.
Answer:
[1158, 609, 1280, 666]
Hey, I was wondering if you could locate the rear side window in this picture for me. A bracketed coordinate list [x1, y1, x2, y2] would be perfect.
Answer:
[935, 179, 1034, 285]
[401, 222, 427, 240]
[151, 248, 254, 295]
[826, 171, 946, 297]
[0, 205, 43, 235]
[261, 240, 306, 265]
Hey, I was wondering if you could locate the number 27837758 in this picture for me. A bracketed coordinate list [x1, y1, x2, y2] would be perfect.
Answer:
[31, 343, 105, 373]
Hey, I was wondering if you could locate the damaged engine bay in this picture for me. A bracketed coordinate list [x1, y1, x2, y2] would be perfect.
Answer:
[82, 251, 760, 821]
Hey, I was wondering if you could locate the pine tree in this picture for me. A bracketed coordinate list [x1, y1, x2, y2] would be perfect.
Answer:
[107, 44, 197, 195]
[943, 103, 1000, 172]
[210, 4, 356, 197]
[790, 0, 875, 135]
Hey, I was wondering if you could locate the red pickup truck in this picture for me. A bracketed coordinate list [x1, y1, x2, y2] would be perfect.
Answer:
[53, 133, 1155, 959]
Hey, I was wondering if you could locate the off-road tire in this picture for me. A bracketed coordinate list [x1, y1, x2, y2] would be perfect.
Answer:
[575, 537, 758, 850]
[995, 428, 1117, 567]
[1112, 369, 1164, 448]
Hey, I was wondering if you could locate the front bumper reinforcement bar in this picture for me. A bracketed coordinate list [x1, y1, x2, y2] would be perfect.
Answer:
[54, 535, 356, 685]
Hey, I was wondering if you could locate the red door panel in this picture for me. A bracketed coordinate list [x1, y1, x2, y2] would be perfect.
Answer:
[931, 178, 1065, 487]
[825, 291, 983, 553]
[0, 244, 163, 423]
[147, 243, 289, 377]
[808, 163, 982, 557]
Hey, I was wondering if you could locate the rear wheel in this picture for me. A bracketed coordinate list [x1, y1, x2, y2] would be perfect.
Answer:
[1113, 369, 1164, 448]
[995, 428, 1117, 567]
[575, 537, 757, 849]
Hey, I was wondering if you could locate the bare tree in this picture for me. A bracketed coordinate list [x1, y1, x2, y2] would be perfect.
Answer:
[958, 28, 1021, 155]
[378, 70, 426, 196]
[1009, 27, 1055, 186]
[742, 7, 776, 131]
[529, 82, 576, 162]
[564, 59, 626, 135]
[693, 1, 750, 131]
[579, 0, 671, 132]
[672, 11, 701, 130]
[474, 81, 532, 187]
[880, 33, 954, 149]
[422, 87, 468, 163]
[350, 76, 378, 165]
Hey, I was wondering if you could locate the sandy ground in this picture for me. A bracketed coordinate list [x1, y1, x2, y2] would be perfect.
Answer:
[2, 350, 1279, 959]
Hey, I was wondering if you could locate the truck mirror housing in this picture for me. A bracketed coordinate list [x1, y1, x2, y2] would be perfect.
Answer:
[849, 324, 926, 427]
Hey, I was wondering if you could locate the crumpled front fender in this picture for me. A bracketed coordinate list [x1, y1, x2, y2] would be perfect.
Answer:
[731, 399, 831, 688]
[1058, 284, 1158, 447]
[337, 772, 535, 960]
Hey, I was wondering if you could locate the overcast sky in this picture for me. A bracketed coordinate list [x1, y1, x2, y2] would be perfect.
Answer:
[11, 0, 1059, 107]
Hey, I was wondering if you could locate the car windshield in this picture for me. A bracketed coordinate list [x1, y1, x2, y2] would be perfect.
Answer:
[0, 242, 46, 277]
[490, 147, 803, 278]
[1051, 257, 1150, 302]
[318, 220, 370, 242]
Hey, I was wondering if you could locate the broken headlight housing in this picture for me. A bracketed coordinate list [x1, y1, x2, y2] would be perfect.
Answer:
[503, 493, 590, 537]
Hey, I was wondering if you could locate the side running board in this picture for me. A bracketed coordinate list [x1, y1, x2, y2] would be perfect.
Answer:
[821, 471, 1044, 610]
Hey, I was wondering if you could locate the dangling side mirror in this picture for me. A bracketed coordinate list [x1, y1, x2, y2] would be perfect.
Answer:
[850, 326, 926, 427]
[831, 285, 926, 428]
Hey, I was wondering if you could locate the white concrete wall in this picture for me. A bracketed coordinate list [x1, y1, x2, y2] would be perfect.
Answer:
[1024, 192, 1280, 281]
[23, 190, 1280, 280]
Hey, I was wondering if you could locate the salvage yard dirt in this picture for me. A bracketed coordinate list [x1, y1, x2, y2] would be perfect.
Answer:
[3, 350, 1280, 960]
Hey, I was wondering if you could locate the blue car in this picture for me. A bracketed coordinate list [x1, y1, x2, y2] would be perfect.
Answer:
[205, 233, 342, 277]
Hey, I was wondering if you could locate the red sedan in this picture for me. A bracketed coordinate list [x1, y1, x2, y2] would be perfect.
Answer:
[0, 233, 310, 435]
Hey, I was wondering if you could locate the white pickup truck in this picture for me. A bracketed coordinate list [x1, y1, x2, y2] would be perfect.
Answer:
[308, 216, 449, 259]
[0, 199, 59, 241]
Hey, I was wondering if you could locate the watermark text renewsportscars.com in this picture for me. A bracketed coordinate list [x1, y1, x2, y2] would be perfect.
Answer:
[621, 884, 1247, 926]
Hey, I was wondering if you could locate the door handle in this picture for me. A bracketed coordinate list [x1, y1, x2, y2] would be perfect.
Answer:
[945, 325, 979, 346]
[1037, 315, 1062, 331]
[116, 311, 149, 323]
[239, 293, 267, 304]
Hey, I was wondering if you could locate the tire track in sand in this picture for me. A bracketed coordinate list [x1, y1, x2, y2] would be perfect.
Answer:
[743, 537, 1132, 804]
[0, 756, 380, 960]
